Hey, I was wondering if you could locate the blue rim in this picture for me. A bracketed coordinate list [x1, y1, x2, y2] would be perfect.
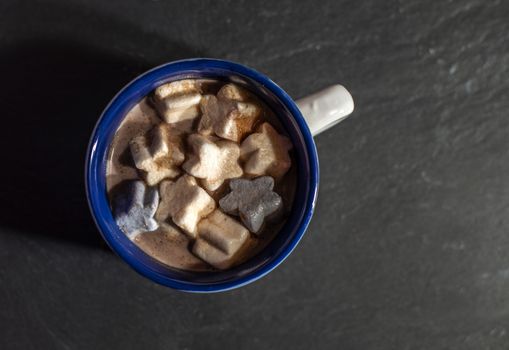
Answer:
[85, 58, 319, 292]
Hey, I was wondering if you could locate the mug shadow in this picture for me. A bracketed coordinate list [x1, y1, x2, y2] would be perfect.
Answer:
[0, 39, 202, 248]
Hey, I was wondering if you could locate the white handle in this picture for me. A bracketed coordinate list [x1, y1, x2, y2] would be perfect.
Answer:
[296, 84, 354, 136]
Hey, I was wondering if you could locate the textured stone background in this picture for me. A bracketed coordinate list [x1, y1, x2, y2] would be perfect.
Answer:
[1, 0, 508, 349]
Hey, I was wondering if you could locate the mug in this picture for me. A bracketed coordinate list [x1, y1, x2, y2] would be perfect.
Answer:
[86, 58, 354, 292]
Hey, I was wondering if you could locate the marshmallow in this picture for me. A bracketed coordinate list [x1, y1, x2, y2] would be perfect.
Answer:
[154, 79, 199, 100]
[198, 93, 261, 142]
[197, 95, 222, 136]
[218, 84, 261, 141]
[219, 176, 282, 233]
[159, 93, 202, 111]
[240, 122, 293, 179]
[162, 105, 201, 126]
[217, 83, 252, 102]
[130, 135, 156, 172]
[151, 123, 185, 164]
[197, 209, 249, 255]
[183, 134, 243, 191]
[192, 210, 249, 269]
[113, 180, 159, 239]
[129, 124, 184, 186]
[143, 158, 180, 186]
[153, 80, 202, 131]
[156, 175, 216, 237]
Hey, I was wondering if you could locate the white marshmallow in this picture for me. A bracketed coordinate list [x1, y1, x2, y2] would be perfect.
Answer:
[182, 134, 243, 191]
[192, 210, 249, 270]
[160, 93, 202, 111]
[217, 83, 252, 102]
[129, 124, 184, 186]
[154, 79, 199, 100]
[192, 240, 230, 269]
[130, 135, 157, 172]
[240, 122, 293, 179]
[160, 104, 200, 124]
[156, 175, 216, 237]
[197, 209, 249, 255]
[153, 80, 202, 131]
[143, 158, 180, 186]
[198, 93, 261, 142]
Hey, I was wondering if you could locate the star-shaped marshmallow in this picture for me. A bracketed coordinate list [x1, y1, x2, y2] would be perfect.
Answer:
[182, 134, 243, 191]
[219, 176, 282, 233]
[240, 122, 293, 179]
[152, 79, 202, 132]
[113, 180, 159, 239]
[156, 175, 216, 238]
[129, 123, 185, 186]
[198, 84, 261, 142]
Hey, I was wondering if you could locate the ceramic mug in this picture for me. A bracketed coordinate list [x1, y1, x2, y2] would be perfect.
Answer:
[86, 59, 354, 292]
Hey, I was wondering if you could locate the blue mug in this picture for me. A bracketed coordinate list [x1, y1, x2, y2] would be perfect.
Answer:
[86, 59, 354, 292]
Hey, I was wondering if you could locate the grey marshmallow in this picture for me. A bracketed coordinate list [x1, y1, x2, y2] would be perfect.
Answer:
[113, 180, 159, 239]
[219, 176, 282, 233]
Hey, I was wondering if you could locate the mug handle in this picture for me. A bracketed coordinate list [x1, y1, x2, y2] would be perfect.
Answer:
[296, 85, 354, 136]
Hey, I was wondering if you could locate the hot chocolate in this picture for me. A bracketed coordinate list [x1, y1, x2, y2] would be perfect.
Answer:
[106, 79, 296, 271]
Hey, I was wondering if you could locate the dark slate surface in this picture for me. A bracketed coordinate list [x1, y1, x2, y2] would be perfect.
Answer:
[1, 1, 508, 349]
